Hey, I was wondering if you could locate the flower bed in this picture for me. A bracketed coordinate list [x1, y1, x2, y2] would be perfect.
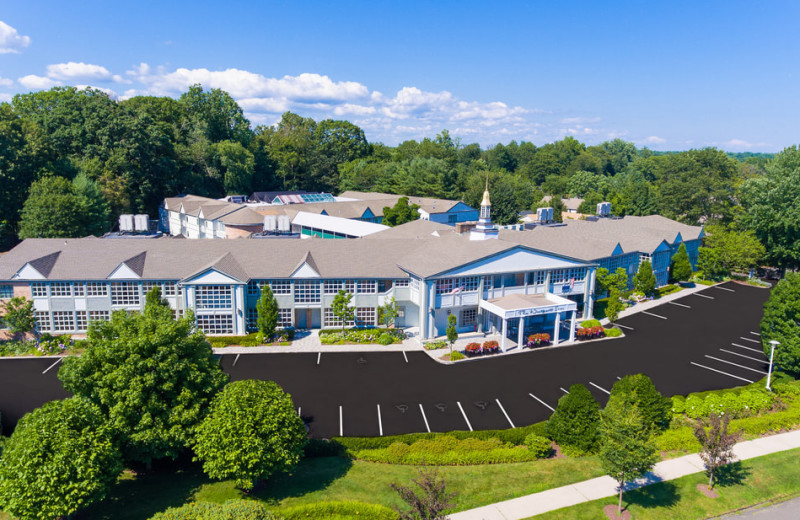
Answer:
[0, 334, 83, 357]
[463, 340, 500, 357]
[576, 326, 605, 340]
[465, 342, 482, 356]
[525, 333, 551, 348]
[319, 327, 405, 345]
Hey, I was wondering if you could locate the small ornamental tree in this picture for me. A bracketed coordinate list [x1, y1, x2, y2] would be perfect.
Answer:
[390, 466, 456, 520]
[597, 267, 628, 295]
[546, 383, 601, 453]
[379, 296, 400, 328]
[599, 398, 659, 516]
[633, 260, 657, 297]
[446, 313, 458, 359]
[256, 284, 279, 343]
[331, 289, 355, 330]
[609, 374, 672, 433]
[693, 413, 741, 490]
[605, 288, 624, 322]
[2, 296, 35, 339]
[58, 288, 228, 465]
[670, 243, 693, 283]
[193, 380, 307, 491]
[760, 273, 800, 376]
[0, 397, 123, 520]
[383, 196, 421, 227]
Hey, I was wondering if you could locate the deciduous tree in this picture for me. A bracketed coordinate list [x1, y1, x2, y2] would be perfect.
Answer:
[331, 289, 355, 330]
[390, 466, 456, 520]
[2, 296, 35, 339]
[383, 196, 420, 227]
[760, 273, 800, 376]
[609, 374, 672, 433]
[446, 313, 458, 359]
[693, 413, 741, 489]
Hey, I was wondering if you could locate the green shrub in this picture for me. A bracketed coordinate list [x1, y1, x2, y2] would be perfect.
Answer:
[546, 384, 600, 453]
[593, 298, 609, 320]
[377, 333, 396, 345]
[654, 427, 701, 452]
[580, 319, 602, 328]
[524, 434, 553, 458]
[319, 328, 404, 345]
[207, 334, 263, 348]
[448, 351, 465, 361]
[671, 395, 686, 415]
[149, 500, 277, 520]
[682, 389, 775, 419]
[609, 374, 672, 432]
[355, 435, 538, 465]
[280, 501, 396, 520]
[424, 340, 448, 350]
[604, 327, 623, 337]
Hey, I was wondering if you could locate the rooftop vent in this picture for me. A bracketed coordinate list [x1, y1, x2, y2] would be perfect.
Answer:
[596, 202, 612, 217]
[263, 215, 277, 232]
[134, 214, 149, 232]
[277, 215, 291, 232]
[119, 214, 134, 232]
[536, 207, 554, 222]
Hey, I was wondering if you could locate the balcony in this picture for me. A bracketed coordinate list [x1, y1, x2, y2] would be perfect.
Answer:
[435, 291, 480, 308]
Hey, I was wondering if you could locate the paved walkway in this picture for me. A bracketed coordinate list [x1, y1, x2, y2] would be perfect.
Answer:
[601, 282, 713, 325]
[449, 430, 800, 520]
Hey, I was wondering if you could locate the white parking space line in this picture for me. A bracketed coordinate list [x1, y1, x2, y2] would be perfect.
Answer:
[692, 292, 715, 299]
[589, 382, 611, 395]
[560, 387, 570, 394]
[496, 399, 516, 428]
[42, 358, 63, 375]
[720, 348, 766, 364]
[403, 351, 408, 363]
[298, 407, 301, 417]
[739, 337, 761, 344]
[339, 406, 344, 436]
[705, 355, 768, 374]
[731, 342, 763, 354]
[377, 404, 384, 436]
[691, 362, 754, 383]
[317, 352, 321, 365]
[750, 331, 761, 336]
[232, 354, 240, 367]
[668, 301, 691, 309]
[713, 285, 735, 292]
[614, 323, 634, 331]
[456, 401, 473, 432]
[528, 393, 555, 412]
[616, 376, 622, 380]
[419, 404, 431, 433]
[641, 311, 668, 320]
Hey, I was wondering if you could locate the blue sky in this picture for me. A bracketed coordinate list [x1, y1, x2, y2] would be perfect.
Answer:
[1, 1, 798, 151]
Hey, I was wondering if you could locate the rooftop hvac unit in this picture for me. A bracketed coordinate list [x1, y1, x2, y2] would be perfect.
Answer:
[277, 215, 291, 232]
[596, 202, 612, 217]
[536, 207, 554, 222]
[263, 215, 277, 232]
[119, 214, 134, 232]
[134, 214, 149, 232]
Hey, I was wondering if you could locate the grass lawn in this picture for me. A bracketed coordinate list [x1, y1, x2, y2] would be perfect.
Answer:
[69, 455, 604, 519]
[531, 447, 800, 519]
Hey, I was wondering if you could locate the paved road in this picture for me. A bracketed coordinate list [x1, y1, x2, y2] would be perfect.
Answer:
[719, 495, 800, 519]
[0, 282, 771, 437]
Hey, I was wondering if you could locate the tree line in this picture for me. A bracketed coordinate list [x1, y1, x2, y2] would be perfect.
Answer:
[1, 85, 798, 268]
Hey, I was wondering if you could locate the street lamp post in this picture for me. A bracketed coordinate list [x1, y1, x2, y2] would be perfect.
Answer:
[766, 340, 779, 391]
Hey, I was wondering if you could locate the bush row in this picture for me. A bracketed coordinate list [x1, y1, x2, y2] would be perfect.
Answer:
[279, 501, 397, 520]
[319, 328, 404, 345]
[355, 436, 544, 465]
[671, 390, 775, 419]
[423, 340, 448, 350]
[149, 500, 278, 520]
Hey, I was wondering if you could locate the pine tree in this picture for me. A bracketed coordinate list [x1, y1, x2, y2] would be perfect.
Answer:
[670, 243, 693, 282]
[633, 260, 657, 297]
[546, 384, 601, 453]
[256, 284, 279, 343]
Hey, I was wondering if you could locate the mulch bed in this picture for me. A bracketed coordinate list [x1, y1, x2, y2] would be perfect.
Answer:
[697, 483, 720, 498]
[603, 504, 632, 520]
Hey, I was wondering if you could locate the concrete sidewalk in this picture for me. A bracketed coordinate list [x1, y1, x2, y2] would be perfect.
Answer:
[600, 282, 714, 326]
[449, 429, 800, 520]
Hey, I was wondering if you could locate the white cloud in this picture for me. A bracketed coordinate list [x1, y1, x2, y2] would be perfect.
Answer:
[0, 21, 30, 54]
[0, 93, 12, 103]
[17, 74, 60, 90]
[0, 76, 12, 87]
[724, 138, 751, 149]
[560, 116, 601, 124]
[643, 135, 666, 144]
[47, 62, 114, 81]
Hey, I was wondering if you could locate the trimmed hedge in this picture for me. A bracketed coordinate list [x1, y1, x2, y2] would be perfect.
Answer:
[580, 319, 602, 328]
[149, 500, 278, 520]
[355, 436, 541, 465]
[524, 434, 553, 458]
[319, 328, 404, 345]
[280, 501, 397, 520]
[604, 327, 623, 337]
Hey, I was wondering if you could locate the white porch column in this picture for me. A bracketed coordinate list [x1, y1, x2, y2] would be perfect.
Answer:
[553, 312, 561, 345]
[569, 310, 577, 343]
[501, 317, 508, 352]
[517, 316, 525, 348]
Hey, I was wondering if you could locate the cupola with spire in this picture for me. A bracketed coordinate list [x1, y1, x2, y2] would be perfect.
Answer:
[470, 176, 499, 240]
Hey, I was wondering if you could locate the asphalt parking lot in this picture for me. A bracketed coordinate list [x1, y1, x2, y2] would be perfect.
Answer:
[0, 282, 771, 437]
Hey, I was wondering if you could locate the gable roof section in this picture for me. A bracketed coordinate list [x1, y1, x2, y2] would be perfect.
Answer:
[291, 251, 321, 278]
[182, 252, 249, 284]
[28, 251, 61, 278]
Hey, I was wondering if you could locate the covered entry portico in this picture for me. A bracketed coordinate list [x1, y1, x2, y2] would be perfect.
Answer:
[479, 293, 578, 351]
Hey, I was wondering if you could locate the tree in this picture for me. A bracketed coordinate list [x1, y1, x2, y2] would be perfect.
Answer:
[545, 383, 601, 453]
[760, 273, 800, 376]
[605, 288, 624, 323]
[179, 84, 251, 146]
[58, 289, 228, 465]
[670, 243, 693, 283]
[692, 413, 741, 490]
[446, 313, 458, 359]
[738, 145, 800, 269]
[214, 140, 255, 195]
[0, 397, 123, 520]
[390, 466, 456, 520]
[72, 171, 111, 236]
[697, 246, 727, 281]
[609, 374, 672, 433]
[599, 397, 659, 516]
[330, 289, 355, 330]
[193, 380, 306, 491]
[633, 260, 656, 297]
[699, 225, 765, 278]
[256, 284, 279, 343]
[383, 196, 421, 227]
[596, 267, 628, 295]
[2, 296, 35, 339]
[18, 176, 89, 238]
[379, 296, 400, 328]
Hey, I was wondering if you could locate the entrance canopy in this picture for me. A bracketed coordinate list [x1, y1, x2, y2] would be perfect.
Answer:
[479, 292, 576, 320]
